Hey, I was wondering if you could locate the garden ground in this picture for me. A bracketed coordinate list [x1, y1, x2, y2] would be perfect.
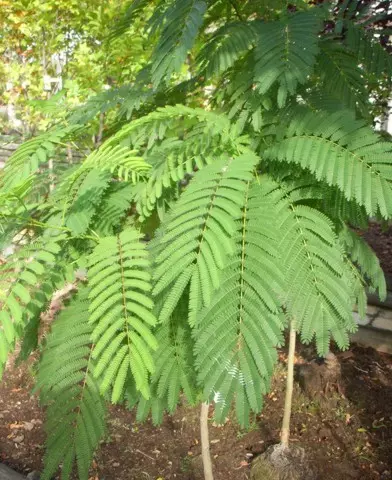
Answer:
[0, 343, 391, 480]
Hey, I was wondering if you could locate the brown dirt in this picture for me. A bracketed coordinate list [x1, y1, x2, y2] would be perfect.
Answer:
[1, 344, 392, 480]
[362, 222, 392, 278]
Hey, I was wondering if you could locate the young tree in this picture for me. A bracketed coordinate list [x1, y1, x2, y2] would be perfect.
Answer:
[0, 1, 391, 479]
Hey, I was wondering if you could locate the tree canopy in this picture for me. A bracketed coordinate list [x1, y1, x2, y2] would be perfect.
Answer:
[0, 1, 391, 479]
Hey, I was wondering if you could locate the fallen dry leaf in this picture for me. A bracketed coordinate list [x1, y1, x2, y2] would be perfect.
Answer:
[9, 423, 22, 429]
[14, 434, 24, 443]
[23, 422, 34, 431]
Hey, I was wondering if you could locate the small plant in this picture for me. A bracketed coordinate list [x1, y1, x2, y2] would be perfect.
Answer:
[0, 1, 391, 479]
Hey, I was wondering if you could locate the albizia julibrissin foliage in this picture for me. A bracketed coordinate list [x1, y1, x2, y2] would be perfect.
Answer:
[0, 0, 391, 478]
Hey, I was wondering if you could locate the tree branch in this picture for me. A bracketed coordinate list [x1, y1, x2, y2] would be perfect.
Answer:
[229, 0, 244, 21]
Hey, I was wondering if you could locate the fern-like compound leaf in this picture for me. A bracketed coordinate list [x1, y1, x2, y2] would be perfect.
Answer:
[345, 22, 392, 80]
[276, 187, 357, 355]
[134, 299, 197, 424]
[64, 169, 112, 235]
[197, 22, 257, 80]
[339, 225, 386, 301]
[254, 11, 321, 107]
[194, 179, 286, 426]
[88, 227, 157, 400]
[265, 109, 392, 218]
[37, 289, 106, 480]
[0, 237, 63, 376]
[318, 40, 368, 116]
[153, 152, 259, 325]
[151, 0, 207, 88]
[1, 125, 80, 191]
[92, 183, 135, 236]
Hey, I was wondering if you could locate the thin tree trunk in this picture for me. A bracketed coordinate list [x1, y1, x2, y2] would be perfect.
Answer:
[67, 143, 73, 165]
[95, 112, 105, 147]
[48, 158, 55, 192]
[280, 320, 296, 448]
[200, 402, 214, 480]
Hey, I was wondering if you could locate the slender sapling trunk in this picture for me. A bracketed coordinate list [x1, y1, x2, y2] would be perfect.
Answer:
[281, 319, 296, 448]
[200, 402, 214, 480]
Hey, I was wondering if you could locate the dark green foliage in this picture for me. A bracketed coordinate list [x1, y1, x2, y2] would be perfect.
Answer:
[194, 180, 286, 426]
[254, 11, 321, 107]
[36, 289, 106, 480]
[1, 0, 391, 476]
[318, 41, 368, 115]
[150, 0, 207, 88]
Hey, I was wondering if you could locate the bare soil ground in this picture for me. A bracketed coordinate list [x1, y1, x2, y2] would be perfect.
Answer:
[1, 221, 392, 479]
[363, 222, 392, 278]
[0, 344, 391, 480]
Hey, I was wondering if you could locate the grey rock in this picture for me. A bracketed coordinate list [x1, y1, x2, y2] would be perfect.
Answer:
[251, 444, 316, 480]
[0, 464, 25, 480]
[26, 472, 40, 480]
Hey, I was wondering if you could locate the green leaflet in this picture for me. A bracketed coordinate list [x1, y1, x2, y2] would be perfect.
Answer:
[65, 169, 112, 235]
[135, 298, 197, 423]
[194, 179, 286, 427]
[36, 289, 106, 480]
[88, 227, 157, 400]
[318, 40, 368, 116]
[153, 152, 259, 325]
[92, 182, 135, 236]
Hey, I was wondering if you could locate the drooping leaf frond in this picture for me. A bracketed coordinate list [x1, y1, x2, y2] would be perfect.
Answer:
[150, 0, 207, 88]
[62, 145, 151, 194]
[345, 22, 392, 80]
[276, 186, 357, 355]
[37, 289, 106, 480]
[194, 179, 286, 427]
[134, 299, 197, 424]
[318, 40, 368, 115]
[265, 109, 392, 218]
[64, 169, 112, 236]
[88, 227, 157, 400]
[134, 137, 226, 220]
[0, 237, 64, 376]
[107, 105, 232, 152]
[153, 152, 259, 325]
[254, 11, 321, 107]
[92, 183, 135, 236]
[18, 259, 75, 362]
[1, 125, 80, 191]
[196, 22, 257, 80]
[338, 224, 386, 300]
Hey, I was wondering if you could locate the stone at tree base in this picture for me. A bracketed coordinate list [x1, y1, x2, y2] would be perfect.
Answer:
[250, 444, 315, 480]
[26, 472, 40, 480]
[0, 464, 25, 480]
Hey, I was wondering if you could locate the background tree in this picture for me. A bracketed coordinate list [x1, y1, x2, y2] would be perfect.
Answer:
[0, 0, 150, 135]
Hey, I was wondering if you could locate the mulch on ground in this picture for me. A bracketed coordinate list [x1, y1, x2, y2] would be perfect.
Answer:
[363, 222, 392, 278]
[0, 344, 391, 480]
